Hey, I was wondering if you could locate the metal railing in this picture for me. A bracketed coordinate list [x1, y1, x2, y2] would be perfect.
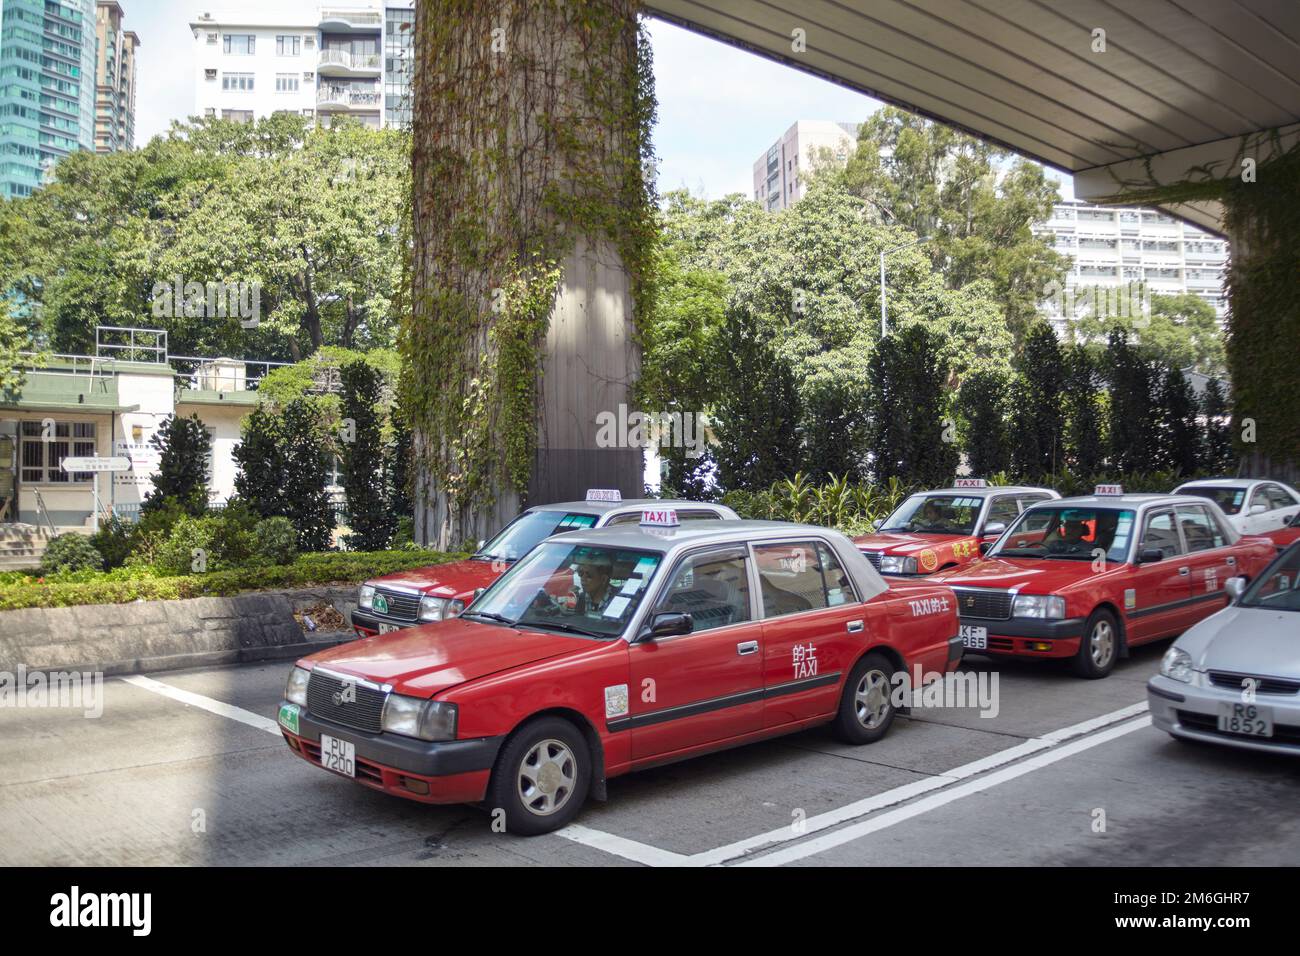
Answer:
[319, 48, 381, 71]
[318, 85, 382, 108]
[320, 8, 382, 27]
[96, 325, 167, 364]
[170, 356, 294, 394]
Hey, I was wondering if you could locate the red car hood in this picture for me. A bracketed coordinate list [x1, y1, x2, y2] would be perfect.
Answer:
[853, 531, 966, 554]
[930, 556, 1100, 592]
[304, 617, 593, 697]
[368, 558, 503, 601]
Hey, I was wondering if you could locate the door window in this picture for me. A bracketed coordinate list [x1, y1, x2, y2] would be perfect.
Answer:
[1176, 505, 1226, 552]
[1139, 510, 1184, 559]
[654, 549, 751, 632]
[984, 496, 1021, 527]
[1267, 485, 1298, 509]
[752, 541, 853, 619]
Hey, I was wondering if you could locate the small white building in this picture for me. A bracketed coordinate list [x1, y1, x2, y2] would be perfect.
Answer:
[751, 120, 860, 212]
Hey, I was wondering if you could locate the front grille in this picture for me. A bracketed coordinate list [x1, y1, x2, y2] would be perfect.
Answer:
[1207, 671, 1300, 695]
[1177, 710, 1300, 745]
[306, 669, 387, 733]
[373, 588, 420, 621]
[951, 587, 1014, 621]
[862, 551, 883, 571]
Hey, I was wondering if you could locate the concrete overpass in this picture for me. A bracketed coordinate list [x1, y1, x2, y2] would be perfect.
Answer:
[645, 0, 1300, 235]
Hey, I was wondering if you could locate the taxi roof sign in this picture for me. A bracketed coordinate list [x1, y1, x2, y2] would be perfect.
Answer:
[640, 508, 679, 527]
[585, 489, 622, 503]
[1095, 484, 1124, 496]
[953, 478, 988, 489]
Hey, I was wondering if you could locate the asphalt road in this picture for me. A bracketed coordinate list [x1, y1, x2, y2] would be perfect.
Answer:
[2, 643, 1297, 866]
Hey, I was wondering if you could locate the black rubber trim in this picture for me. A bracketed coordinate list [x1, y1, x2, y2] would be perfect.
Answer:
[1127, 591, 1227, 620]
[956, 617, 1086, 639]
[1147, 680, 1187, 703]
[288, 702, 502, 776]
[606, 672, 841, 732]
[351, 608, 419, 631]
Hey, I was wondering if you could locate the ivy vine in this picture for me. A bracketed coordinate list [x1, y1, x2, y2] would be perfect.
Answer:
[401, 0, 658, 540]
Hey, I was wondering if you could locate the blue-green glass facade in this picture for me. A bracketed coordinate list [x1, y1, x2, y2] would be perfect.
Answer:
[0, 0, 97, 199]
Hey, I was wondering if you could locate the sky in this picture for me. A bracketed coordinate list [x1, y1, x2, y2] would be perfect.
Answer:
[129, 5, 1070, 200]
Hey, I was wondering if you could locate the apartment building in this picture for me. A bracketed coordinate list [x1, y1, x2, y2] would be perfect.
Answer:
[1034, 200, 1230, 328]
[751, 119, 860, 211]
[0, 0, 98, 199]
[190, 1, 415, 130]
[94, 2, 140, 153]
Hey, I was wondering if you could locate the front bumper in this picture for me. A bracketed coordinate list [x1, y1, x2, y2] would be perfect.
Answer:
[1147, 675, 1300, 756]
[279, 700, 504, 803]
[958, 616, 1086, 658]
[351, 607, 419, 637]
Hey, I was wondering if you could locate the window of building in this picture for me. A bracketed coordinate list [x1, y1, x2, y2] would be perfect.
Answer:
[276, 35, 301, 56]
[221, 109, 254, 123]
[275, 74, 299, 93]
[19, 421, 96, 484]
[222, 73, 254, 92]
[224, 34, 255, 55]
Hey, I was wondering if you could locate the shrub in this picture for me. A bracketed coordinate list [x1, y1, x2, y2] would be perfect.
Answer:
[153, 516, 219, 576]
[254, 516, 298, 566]
[40, 533, 104, 574]
[89, 516, 134, 571]
[142, 414, 211, 516]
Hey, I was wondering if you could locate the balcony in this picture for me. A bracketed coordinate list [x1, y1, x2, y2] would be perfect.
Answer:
[320, 8, 383, 30]
[317, 85, 382, 110]
[318, 48, 382, 76]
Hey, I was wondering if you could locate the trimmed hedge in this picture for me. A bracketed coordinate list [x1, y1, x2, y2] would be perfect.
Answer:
[0, 548, 464, 611]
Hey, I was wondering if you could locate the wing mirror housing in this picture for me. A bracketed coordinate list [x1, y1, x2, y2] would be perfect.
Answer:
[639, 612, 693, 641]
[979, 541, 993, 555]
[871, 518, 884, 531]
[1137, 548, 1165, 564]
[1249, 504, 1268, 516]
[1224, 576, 1247, 601]
[981, 521, 1006, 539]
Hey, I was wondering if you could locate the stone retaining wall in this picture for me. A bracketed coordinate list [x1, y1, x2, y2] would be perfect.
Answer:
[0, 586, 360, 676]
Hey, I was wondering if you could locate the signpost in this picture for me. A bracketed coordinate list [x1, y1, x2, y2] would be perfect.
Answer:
[60, 457, 133, 532]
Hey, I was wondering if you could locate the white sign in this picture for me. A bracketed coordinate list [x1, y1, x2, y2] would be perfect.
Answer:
[586, 488, 622, 502]
[954, 478, 988, 489]
[61, 457, 132, 473]
[1095, 484, 1124, 496]
[640, 508, 679, 527]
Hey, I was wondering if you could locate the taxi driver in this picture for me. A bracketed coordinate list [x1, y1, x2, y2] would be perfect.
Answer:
[575, 552, 616, 616]
[1048, 515, 1091, 553]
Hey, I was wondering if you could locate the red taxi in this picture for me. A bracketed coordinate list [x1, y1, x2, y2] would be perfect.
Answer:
[1266, 512, 1300, 552]
[854, 479, 1058, 576]
[932, 488, 1278, 678]
[351, 492, 738, 637]
[278, 513, 961, 834]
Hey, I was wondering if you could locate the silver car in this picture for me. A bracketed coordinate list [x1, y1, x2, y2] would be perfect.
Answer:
[1148, 542, 1300, 754]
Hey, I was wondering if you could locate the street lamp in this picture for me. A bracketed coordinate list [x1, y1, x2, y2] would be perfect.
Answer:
[879, 235, 931, 338]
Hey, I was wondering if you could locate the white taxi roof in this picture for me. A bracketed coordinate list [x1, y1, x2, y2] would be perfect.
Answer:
[529, 498, 740, 520]
[905, 485, 1059, 498]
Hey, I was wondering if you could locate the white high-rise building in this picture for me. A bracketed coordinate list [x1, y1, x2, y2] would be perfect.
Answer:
[190, 2, 415, 130]
[751, 120, 859, 211]
[1034, 200, 1230, 329]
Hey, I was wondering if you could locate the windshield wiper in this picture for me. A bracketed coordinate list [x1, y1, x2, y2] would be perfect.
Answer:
[522, 620, 605, 638]
[460, 611, 516, 626]
[995, 549, 1043, 557]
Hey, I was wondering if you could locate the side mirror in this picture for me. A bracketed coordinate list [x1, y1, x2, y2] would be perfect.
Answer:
[473, 587, 485, 600]
[981, 521, 1006, 538]
[1224, 576, 1247, 600]
[979, 541, 993, 555]
[871, 518, 884, 531]
[1137, 548, 1165, 564]
[639, 612, 693, 641]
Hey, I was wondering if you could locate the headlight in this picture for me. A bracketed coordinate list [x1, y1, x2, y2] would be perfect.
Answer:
[419, 595, 447, 622]
[879, 555, 918, 574]
[285, 666, 310, 706]
[1013, 594, 1066, 619]
[381, 694, 457, 741]
[358, 584, 375, 609]
[1161, 646, 1195, 684]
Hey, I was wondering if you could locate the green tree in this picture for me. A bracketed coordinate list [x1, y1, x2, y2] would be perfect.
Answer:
[959, 369, 1011, 477]
[340, 359, 396, 550]
[142, 414, 211, 515]
[867, 325, 957, 486]
[233, 405, 291, 518]
[1071, 288, 1226, 378]
[1154, 364, 1200, 476]
[1105, 329, 1156, 474]
[1062, 344, 1105, 475]
[1201, 379, 1235, 474]
[1009, 322, 1065, 480]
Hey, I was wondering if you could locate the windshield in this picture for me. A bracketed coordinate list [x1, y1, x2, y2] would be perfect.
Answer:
[1239, 546, 1300, 612]
[1176, 486, 1245, 515]
[990, 506, 1137, 563]
[879, 494, 983, 535]
[474, 510, 598, 562]
[463, 541, 663, 639]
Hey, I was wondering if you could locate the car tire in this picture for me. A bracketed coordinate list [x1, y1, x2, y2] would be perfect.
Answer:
[1071, 608, 1120, 679]
[486, 716, 591, 836]
[833, 651, 898, 745]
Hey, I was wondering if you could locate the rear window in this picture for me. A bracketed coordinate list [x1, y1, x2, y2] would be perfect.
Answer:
[1176, 486, 1245, 515]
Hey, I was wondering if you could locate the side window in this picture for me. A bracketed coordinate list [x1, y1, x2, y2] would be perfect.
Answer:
[603, 513, 641, 526]
[1249, 486, 1271, 512]
[752, 541, 851, 619]
[1268, 485, 1297, 509]
[984, 496, 1021, 526]
[1177, 505, 1226, 552]
[1139, 510, 1184, 558]
[654, 549, 751, 632]
[678, 509, 724, 521]
[1019, 494, 1052, 511]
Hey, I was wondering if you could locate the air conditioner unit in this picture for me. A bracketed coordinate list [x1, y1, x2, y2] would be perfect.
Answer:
[303, 71, 314, 81]
[205, 68, 217, 80]
[207, 33, 218, 43]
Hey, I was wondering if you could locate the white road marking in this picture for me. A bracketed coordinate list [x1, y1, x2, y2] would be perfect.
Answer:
[556, 824, 690, 867]
[737, 716, 1152, 867]
[690, 700, 1150, 866]
[121, 675, 282, 736]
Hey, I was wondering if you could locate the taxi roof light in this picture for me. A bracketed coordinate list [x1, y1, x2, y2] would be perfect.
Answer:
[1095, 484, 1124, 496]
[586, 488, 622, 502]
[953, 477, 988, 489]
[640, 508, 679, 527]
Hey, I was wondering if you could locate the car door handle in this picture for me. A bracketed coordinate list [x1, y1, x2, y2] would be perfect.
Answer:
[1178, 566, 1190, 576]
[846, 620, 864, 633]
[737, 640, 759, 656]
[1226, 556, 1236, 566]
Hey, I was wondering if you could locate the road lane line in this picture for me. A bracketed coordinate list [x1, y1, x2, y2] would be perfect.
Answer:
[690, 700, 1150, 866]
[121, 675, 282, 736]
[556, 824, 690, 867]
[736, 716, 1152, 867]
